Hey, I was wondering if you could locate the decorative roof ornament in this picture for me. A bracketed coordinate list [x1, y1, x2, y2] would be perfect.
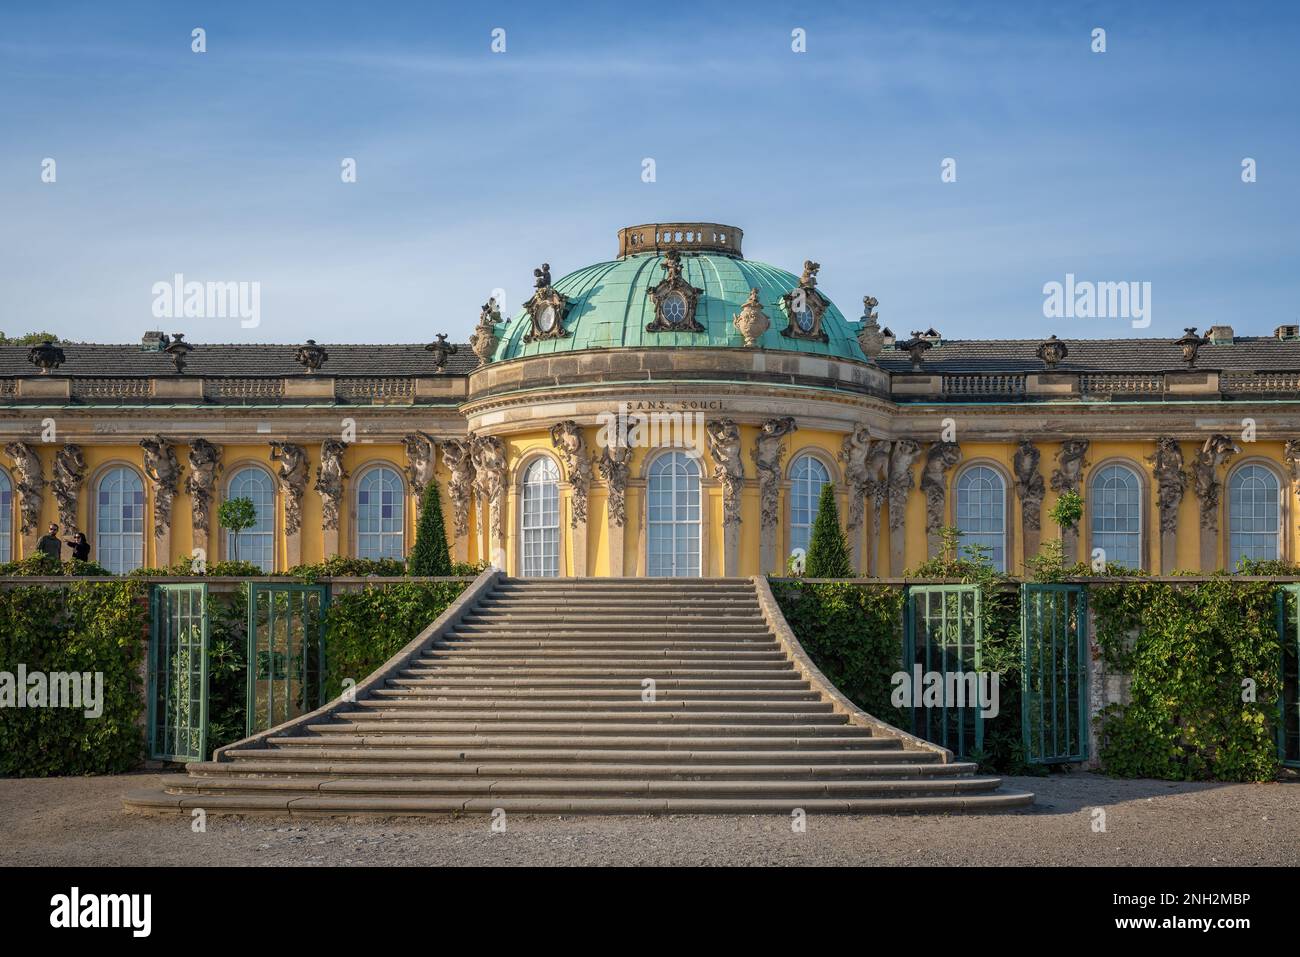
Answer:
[470, 299, 501, 366]
[1036, 335, 1068, 369]
[857, 295, 883, 362]
[26, 339, 65, 374]
[780, 260, 830, 343]
[732, 288, 771, 347]
[901, 331, 933, 371]
[425, 333, 458, 372]
[645, 249, 705, 333]
[296, 339, 329, 374]
[1175, 327, 1209, 368]
[523, 262, 571, 343]
[164, 333, 193, 374]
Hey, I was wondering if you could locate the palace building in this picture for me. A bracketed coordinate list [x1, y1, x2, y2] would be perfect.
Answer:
[2, 221, 1299, 578]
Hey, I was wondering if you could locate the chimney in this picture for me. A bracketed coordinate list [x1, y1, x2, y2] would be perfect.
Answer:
[1275, 324, 1299, 341]
[141, 331, 167, 351]
[1207, 325, 1234, 344]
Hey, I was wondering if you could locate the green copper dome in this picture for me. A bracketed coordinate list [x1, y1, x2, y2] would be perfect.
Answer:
[492, 224, 866, 363]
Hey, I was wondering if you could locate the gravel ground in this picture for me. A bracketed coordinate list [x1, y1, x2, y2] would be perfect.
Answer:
[1, 771, 1297, 866]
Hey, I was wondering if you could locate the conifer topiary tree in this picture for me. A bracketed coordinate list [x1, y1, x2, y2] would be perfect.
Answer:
[408, 480, 452, 576]
[805, 483, 853, 578]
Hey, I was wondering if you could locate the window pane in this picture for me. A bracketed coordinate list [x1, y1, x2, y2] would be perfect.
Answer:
[96, 467, 145, 574]
[226, 467, 276, 572]
[521, 457, 560, 576]
[647, 451, 701, 577]
[1229, 465, 1280, 566]
[956, 466, 1006, 571]
[789, 455, 830, 558]
[1090, 465, 1141, 570]
[357, 467, 405, 560]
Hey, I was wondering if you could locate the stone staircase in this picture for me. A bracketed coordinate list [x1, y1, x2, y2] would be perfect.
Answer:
[124, 576, 1034, 816]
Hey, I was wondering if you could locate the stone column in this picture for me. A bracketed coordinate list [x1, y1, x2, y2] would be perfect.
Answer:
[921, 441, 962, 559]
[184, 439, 221, 568]
[705, 420, 744, 577]
[886, 439, 921, 577]
[440, 438, 474, 566]
[1050, 440, 1089, 566]
[316, 439, 349, 561]
[1192, 434, 1239, 572]
[551, 422, 592, 577]
[140, 436, 180, 569]
[1147, 437, 1186, 575]
[839, 427, 872, 575]
[269, 442, 308, 569]
[755, 418, 797, 576]
[471, 434, 508, 570]
[4, 442, 45, 559]
[598, 444, 632, 578]
[1013, 440, 1045, 570]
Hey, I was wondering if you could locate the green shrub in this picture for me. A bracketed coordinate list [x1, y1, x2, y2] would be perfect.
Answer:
[0, 554, 113, 577]
[805, 483, 852, 578]
[321, 581, 468, 699]
[289, 555, 407, 582]
[1090, 575, 1283, 782]
[770, 580, 903, 721]
[408, 481, 452, 576]
[0, 581, 147, 775]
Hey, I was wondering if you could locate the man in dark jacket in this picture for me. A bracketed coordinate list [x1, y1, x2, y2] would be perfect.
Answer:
[36, 523, 62, 561]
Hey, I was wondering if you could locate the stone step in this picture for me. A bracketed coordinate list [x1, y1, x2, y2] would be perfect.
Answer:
[121, 575, 1034, 818]
[124, 788, 1036, 815]
[192, 759, 966, 780]
[423, 648, 786, 661]
[405, 659, 796, 672]
[370, 687, 821, 700]
[251, 745, 932, 765]
[384, 670, 811, 686]
[306, 721, 863, 736]
[460, 612, 767, 623]
[266, 733, 893, 750]
[331, 706, 841, 722]
[360, 695, 827, 710]
[162, 774, 1007, 800]
[437, 640, 781, 653]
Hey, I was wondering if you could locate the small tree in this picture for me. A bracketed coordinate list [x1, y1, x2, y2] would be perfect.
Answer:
[408, 480, 451, 576]
[218, 497, 257, 562]
[805, 483, 853, 578]
[1049, 488, 1084, 533]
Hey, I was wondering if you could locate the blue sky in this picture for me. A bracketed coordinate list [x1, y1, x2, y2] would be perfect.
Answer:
[2, 1, 1297, 345]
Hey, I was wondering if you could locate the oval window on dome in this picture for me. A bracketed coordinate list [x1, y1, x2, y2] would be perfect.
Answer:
[796, 307, 816, 332]
[537, 304, 557, 332]
[662, 292, 688, 325]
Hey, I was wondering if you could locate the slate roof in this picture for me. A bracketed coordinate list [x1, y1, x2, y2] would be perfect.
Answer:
[875, 337, 1300, 374]
[0, 342, 478, 377]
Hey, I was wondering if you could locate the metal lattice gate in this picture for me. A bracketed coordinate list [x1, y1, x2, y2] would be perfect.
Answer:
[1278, 585, 1299, 768]
[1020, 583, 1089, 764]
[902, 584, 983, 758]
[246, 583, 329, 736]
[147, 583, 209, 762]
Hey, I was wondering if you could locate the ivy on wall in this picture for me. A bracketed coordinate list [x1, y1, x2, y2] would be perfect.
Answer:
[320, 581, 468, 700]
[1089, 572, 1285, 782]
[0, 581, 147, 776]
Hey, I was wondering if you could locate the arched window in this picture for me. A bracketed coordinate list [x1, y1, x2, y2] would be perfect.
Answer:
[1090, 464, 1141, 570]
[647, 451, 701, 577]
[789, 454, 830, 558]
[225, 467, 275, 572]
[0, 470, 11, 563]
[356, 466, 404, 560]
[955, 465, 1006, 571]
[1228, 464, 1281, 566]
[521, 457, 560, 577]
[96, 466, 145, 574]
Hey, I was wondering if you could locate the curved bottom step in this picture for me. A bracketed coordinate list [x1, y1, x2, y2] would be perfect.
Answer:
[124, 787, 1036, 816]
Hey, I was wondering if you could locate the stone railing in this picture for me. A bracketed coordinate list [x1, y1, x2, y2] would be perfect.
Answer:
[71, 378, 153, 400]
[942, 374, 1026, 398]
[1079, 373, 1164, 396]
[1220, 371, 1300, 394]
[206, 377, 286, 401]
[335, 377, 416, 402]
[617, 222, 743, 258]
